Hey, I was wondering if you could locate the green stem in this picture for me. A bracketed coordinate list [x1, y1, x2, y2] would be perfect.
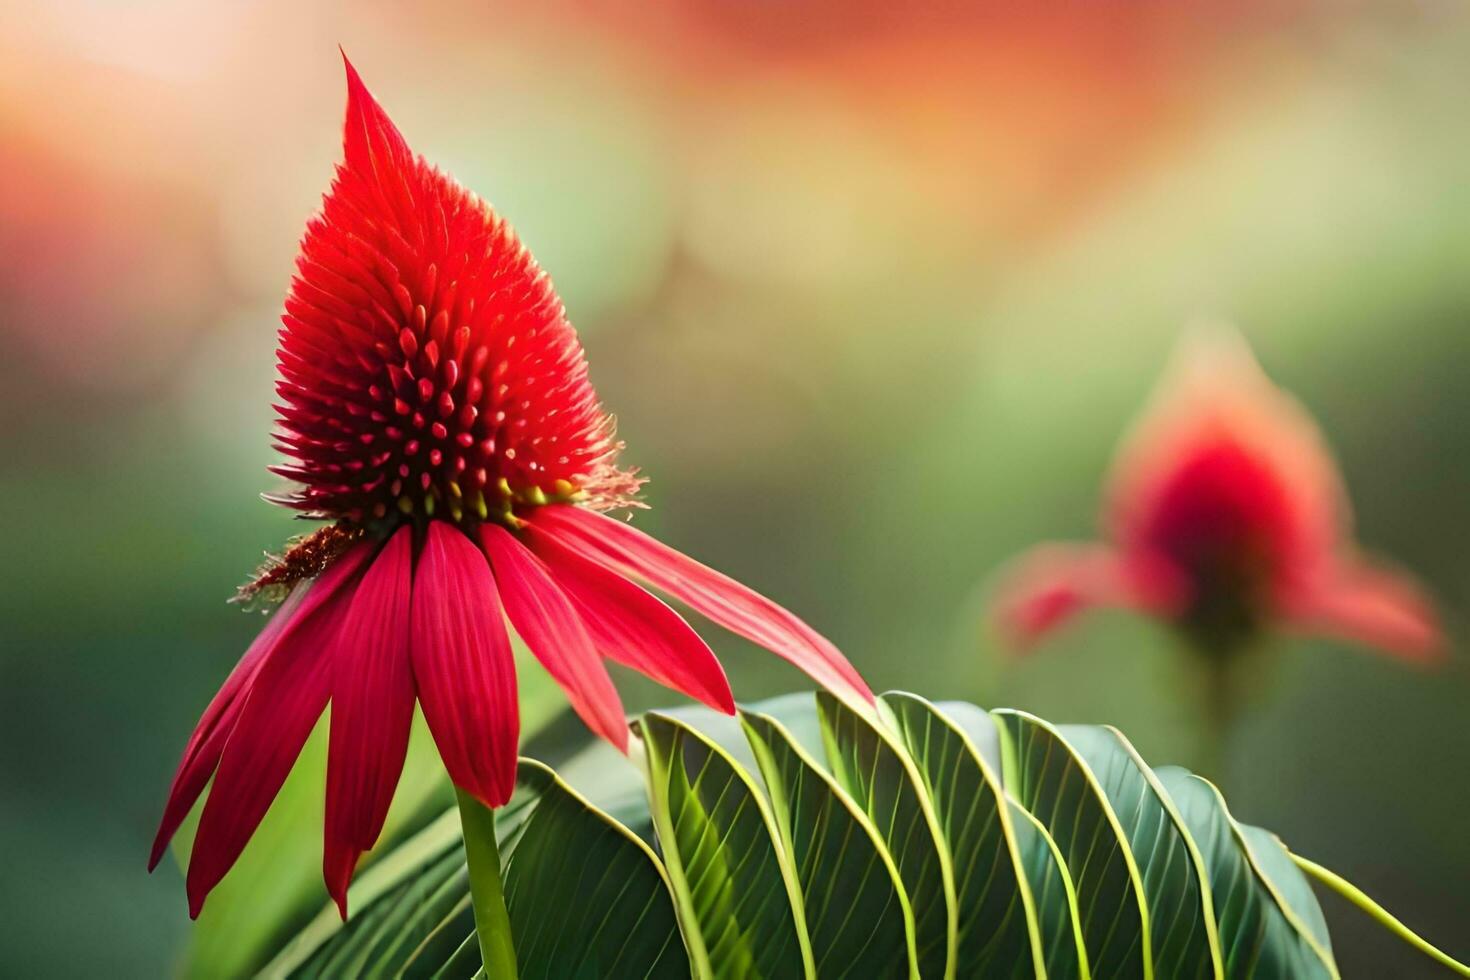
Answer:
[1199, 649, 1235, 786]
[456, 788, 518, 979]
[1293, 854, 1470, 976]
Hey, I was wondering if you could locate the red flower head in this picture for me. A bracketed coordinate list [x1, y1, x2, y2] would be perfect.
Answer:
[151, 56, 871, 919]
[994, 327, 1443, 661]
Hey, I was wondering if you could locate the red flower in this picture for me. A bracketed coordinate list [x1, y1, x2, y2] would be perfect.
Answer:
[994, 328, 1443, 661]
[151, 56, 871, 919]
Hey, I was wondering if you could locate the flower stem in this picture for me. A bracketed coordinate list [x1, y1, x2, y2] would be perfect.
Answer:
[456, 788, 518, 979]
[1198, 651, 1235, 788]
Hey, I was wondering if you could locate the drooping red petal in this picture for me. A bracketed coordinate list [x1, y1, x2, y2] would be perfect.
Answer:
[530, 505, 873, 705]
[481, 524, 628, 752]
[410, 521, 518, 809]
[185, 542, 375, 917]
[993, 544, 1189, 652]
[323, 527, 417, 916]
[149, 582, 313, 871]
[1281, 560, 1444, 662]
[525, 522, 734, 714]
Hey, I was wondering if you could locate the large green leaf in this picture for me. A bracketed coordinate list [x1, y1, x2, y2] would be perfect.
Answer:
[879, 693, 1047, 979]
[932, 699, 1090, 979]
[639, 711, 812, 978]
[993, 710, 1152, 979]
[1006, 799, 1090, 979]
[816, 693, 958, 978]
[259, 760, 688, 979]
[1154, 767, 1336, 979]
[496, 761, 689, 979]
[294, 845, 466, 978]
[932, 700, 1091, 979]
[252, 692, 1465, 979]
[257, 806, 469, 977]
[741, 708, 917, 978]
[1235, 825, 1335, 967]
[1058, 724, 1222, 979]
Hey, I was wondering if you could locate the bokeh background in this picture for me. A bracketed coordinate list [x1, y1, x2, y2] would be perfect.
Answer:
[3, 1, 1468, 975]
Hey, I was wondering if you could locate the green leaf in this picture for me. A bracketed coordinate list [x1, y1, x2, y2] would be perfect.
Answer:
[258, 760, 688, 979]
[254, 691, 1457, 978]
[993, 709, 1152, 979]
[879, 692, 1047, 979]
[1006, 798, 1090, 979]
[498, 760, 690, 979]
[257, 806, 466, 977]
[816, 693, 958, 978]
[741, 707, 918, 979]
[298, 847, 466, 978]
[1058, 724, 1223, 979]
[1154, 767, 1336, 979]
[933, 698, 1090, 979]
[1236, 825, 1335, 967]
[638, 710, 813, 978]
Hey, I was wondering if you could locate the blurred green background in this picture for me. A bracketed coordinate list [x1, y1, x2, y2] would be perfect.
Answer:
[2, 1, 1467, 976]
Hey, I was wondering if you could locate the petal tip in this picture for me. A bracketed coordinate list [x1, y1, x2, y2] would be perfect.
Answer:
[324, 846, 358, 922]
[475, 780, 515, 811]
[1286, 561, 1447, 666]
[187, 888, 206, 921]
[451, 758, 517, 812]
[340, 50, 374, 121]
[339, 46, 363, 92]
[147, 824, 172, 870]
[610, 722, 632, 754]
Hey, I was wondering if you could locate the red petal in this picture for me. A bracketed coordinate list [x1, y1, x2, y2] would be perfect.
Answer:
[992, 544, 1188, 652]
[530, 505, 872, 705]
[481, 524, 628, 752]
[185, 543, 374, 917]
[323, 527, 417, 916]
[1282, 560, 1444, 662]
[410, 521, 518, 809]
[149, 583, 309, 871]
[525, 522, 734, 714]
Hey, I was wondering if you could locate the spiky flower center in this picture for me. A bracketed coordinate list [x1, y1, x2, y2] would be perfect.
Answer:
[279, 293, 585, 527]
[269, 71, 639, 538]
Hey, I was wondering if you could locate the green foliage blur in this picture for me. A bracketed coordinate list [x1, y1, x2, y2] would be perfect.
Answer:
[2, 3, 1467, 976]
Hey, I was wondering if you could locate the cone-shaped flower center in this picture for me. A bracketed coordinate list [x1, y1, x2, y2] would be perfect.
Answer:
[1138, 438, 1293, 640]
[271, 62, 639, 535]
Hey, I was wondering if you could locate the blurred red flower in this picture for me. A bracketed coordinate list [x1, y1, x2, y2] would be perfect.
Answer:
[994, 327, 1442, 662]
[151, 56, 870, 919]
